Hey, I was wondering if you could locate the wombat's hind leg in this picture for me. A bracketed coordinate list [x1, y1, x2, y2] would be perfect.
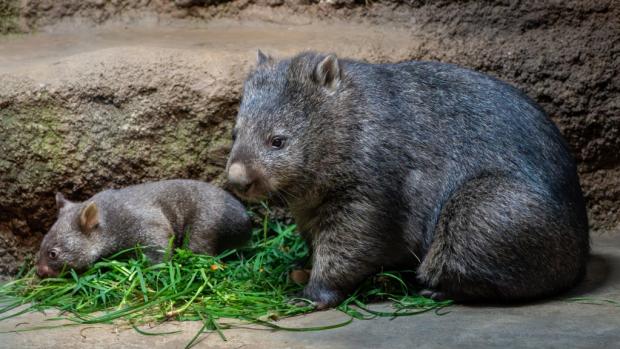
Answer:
[417, 175, 587, 302]
[188, 198, 252, 255]
[143, 248, 166, 264]
[140, 223, 177, 264]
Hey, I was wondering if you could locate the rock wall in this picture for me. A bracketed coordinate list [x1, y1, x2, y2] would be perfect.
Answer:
[0, 48, 247, 275]
[0, 0, 618, 275]
[0, 0, 19, 33]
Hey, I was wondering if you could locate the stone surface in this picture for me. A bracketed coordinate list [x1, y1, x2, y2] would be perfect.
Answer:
[0, 0, 20, 34]
[1, 0, 619, 275]
[1, 232, 619, 348]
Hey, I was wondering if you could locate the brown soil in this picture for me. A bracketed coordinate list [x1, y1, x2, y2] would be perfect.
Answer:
[0, 0, 618, 275]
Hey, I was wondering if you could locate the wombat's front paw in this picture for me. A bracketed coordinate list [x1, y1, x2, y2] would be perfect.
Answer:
[419, 288, 449, 301]
[293, 283, 344, 310]
[287, 297, 318, 309]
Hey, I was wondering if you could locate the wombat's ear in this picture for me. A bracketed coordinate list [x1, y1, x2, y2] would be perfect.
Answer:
[313, 54, 341, 89]
[256, 49, 274, 67]
[79, 202, 99, 234]
[55, 192, 68, 210]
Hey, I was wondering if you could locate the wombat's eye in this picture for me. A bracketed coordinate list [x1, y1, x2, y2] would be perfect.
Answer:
[270, 136, 285, 149]
[48, 249, 58, 260]
[232, 129, 238, 142]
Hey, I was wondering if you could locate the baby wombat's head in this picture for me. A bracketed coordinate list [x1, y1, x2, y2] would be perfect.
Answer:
[37, 193, 104, 278]
[227, 51, 348, 201]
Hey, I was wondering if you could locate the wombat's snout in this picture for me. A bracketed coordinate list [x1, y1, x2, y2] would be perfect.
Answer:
[227, 162, 254, 194]
[36, 262, 57, 278]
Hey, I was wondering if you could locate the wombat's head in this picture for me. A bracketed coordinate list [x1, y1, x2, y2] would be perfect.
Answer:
[227, 51, 350, 201]
[37, 193, 104, 277]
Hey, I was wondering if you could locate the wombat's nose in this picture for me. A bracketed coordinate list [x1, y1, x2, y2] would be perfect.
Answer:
[227, 162, 252, 193]
[36, 263, 53, 278]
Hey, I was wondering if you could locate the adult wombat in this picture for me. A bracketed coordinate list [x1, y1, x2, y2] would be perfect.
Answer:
[226, 51, 589, 308]
[36, 179, 251, 277]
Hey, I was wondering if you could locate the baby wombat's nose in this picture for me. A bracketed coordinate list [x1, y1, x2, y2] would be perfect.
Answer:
[227, 162, 252, 193]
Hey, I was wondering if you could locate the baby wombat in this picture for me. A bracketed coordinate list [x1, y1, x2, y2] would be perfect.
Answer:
[226, 51, 589, 308]
[37, 179, 251, 277]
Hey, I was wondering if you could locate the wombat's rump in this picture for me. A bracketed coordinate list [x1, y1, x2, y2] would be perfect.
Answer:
[37, 180, 251, 277]
[226, 51, 589, 308]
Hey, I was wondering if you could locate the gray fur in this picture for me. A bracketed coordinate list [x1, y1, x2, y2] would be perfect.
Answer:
[36, 179, 251, 277]
[226, 51, 589, 308]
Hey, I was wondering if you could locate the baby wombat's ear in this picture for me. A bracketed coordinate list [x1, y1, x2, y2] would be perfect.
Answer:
[256, 49, 274, 67]
[79, 202, 99, 234]
[313, 54, 341, 89]
[55, 192, 69, 210]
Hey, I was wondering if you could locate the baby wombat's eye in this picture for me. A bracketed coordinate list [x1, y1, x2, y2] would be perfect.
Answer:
[48, 249, 59, 260]
[232, 129, 238, 142]
[270, 136, 286, 149]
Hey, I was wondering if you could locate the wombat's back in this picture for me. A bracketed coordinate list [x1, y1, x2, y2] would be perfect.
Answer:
[351, 61, 573, 182]
[100, 179, 251, 251]
[346, 60, 585, 222]
[351, 58, 587, 254]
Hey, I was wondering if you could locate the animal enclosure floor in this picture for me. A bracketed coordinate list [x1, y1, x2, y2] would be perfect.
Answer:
[2, 232, 619, 349]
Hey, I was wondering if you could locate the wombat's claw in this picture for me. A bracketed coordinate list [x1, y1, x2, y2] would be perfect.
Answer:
[287, 297, 316, 308]
[287, 297, 330, 310]
[420, 289, 448, 301]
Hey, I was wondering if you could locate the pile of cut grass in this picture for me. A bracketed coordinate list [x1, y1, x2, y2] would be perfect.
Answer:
[0, 211, 451, 346]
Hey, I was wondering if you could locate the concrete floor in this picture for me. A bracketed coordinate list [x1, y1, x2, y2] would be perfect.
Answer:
[1, 232, 619, 349]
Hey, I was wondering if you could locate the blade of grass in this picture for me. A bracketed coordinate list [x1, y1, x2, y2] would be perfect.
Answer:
[131, 323, 182, 336]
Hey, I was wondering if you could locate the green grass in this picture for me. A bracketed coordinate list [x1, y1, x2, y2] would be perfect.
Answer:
[0, 211, 451, 347]
[568, 297, 620, 307]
